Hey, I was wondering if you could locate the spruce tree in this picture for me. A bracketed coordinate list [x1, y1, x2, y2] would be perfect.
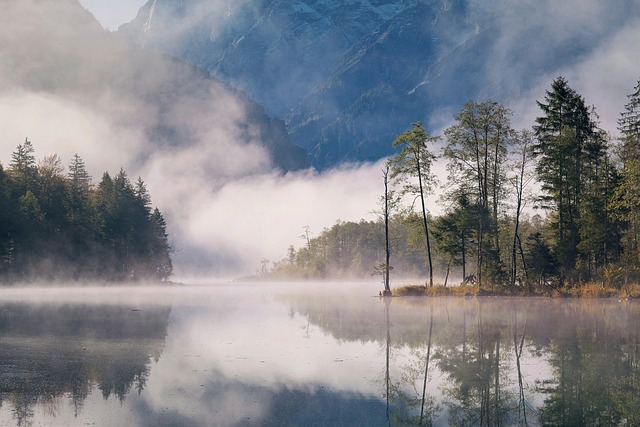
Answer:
[614, 78, 640, 273]
[9, 138, 37, 195]
[533, 77, 605, 283]
[67, 154, 92, 224]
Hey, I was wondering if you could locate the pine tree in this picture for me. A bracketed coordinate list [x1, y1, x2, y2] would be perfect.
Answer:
[67, 154, 92, 224]
[8, 138, 37, 195]
[431, 191, 477, 284]
[533, 77, 605, 284]
[150, 208, 173, 280]
[0, 163, 14, 274]
[618, 78, 640, 162]
[613, 78, 640, 274]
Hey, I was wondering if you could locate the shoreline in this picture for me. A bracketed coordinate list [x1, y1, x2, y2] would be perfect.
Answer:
[390, 283, 640, 299]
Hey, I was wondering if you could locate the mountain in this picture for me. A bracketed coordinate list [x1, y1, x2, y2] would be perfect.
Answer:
[1, 0, 308, 172]
[120, 0, 640, 168]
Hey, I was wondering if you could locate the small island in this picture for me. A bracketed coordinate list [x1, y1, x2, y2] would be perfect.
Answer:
[262, 77, 640, 299]
[0, 139, 172, 284]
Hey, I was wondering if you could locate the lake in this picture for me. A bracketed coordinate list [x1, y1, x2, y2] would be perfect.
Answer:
[0, 282, 638, 426]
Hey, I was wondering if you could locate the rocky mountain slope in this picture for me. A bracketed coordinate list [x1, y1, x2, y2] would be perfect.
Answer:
[121, 0, 640, 168]
[2, 0, 308, 172]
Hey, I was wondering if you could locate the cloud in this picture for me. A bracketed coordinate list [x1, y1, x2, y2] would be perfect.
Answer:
[164, 163, 384, 277]
[3, 0, 640, 281]
[0, 90, 145, 176]
[482, 0, 640, 134]
[0, 0, 387, 279]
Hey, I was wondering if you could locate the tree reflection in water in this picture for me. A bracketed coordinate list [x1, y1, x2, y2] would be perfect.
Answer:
[0, 303, 169, 427]
[292, 295, 640, 426]
[383, 298, 438, 426]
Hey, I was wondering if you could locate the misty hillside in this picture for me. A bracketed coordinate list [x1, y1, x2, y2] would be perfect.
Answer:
[0, 0, 308, 173]
[120, 0, 640, 168]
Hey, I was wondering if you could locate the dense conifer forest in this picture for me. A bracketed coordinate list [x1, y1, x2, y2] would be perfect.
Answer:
[268, 77, 640, 293]
[0, 139, 172, 283]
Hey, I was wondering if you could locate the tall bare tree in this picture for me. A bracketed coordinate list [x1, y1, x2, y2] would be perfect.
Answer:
[390, 122, 438, 287]
[444, 101, 513, 288]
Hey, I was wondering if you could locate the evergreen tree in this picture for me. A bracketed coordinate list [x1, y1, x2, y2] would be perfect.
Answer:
[36, 154, 69, 233]
[150, 208, 173, 280]
[0, 163, 14, 274]
[375, 161, 399, 294]
[614, 78, 640, 276]
[533, 77, 605, 284]
[8, 138, 37, 195]
[134, 177, 152, 215]
[432, 192, 477, 283]
[525, 232, 558, 290]
[67, 154, 92, 224]
[618, 78, 640, 161]
[0, 141, 172, 283]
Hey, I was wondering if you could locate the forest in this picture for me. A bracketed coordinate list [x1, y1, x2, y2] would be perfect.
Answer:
[0, 140, 172, 283]
[268, 76, 640, 293]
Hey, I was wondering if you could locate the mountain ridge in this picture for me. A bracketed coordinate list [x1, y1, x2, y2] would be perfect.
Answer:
[2, 0, 308, 172]
[121, 0, 640, 168]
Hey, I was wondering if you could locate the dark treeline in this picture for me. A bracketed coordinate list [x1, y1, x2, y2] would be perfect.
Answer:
[0, 139, 172, 283]
[270, 76, 640, 292]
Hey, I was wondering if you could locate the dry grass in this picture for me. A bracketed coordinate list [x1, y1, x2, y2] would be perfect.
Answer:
[392, 282, 640, 298]
[621, 283, 640, 299]
[393, 284, 491, 297]
[567, 283, 618, 298]
[568, 282, 640, 299]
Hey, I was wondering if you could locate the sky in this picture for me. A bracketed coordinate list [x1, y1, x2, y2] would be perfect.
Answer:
[79, 0, 146, 30]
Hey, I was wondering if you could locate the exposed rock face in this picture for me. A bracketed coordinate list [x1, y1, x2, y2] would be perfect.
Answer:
[120, 0, 417, 117]
[1, 0, 308, 172]
[121, 0, 640, 168]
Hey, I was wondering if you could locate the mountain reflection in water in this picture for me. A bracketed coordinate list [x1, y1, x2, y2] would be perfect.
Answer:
[0, 284, 638, 426]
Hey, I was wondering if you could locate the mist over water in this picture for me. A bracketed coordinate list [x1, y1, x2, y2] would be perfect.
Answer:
[3, 2, 640, 426]
[1, 282, 638, 426]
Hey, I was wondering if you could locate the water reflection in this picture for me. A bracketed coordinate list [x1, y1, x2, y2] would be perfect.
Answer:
[0, 284, 638, 426]
[289, 294, 640, 426]
[0, 301, 170, 426]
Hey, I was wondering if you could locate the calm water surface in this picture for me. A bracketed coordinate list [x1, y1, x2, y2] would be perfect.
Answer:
[0, 282, 638, 426]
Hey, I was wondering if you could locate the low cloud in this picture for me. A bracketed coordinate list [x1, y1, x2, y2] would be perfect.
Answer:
[164, 163, 384, 277]
[3, 0, 640, 280]
[0, 0, 386, 279]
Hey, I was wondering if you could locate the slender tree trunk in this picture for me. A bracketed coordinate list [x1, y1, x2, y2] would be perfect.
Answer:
[493, 126, 501, 254]
[478, 215, 484, 288]
[420, 309, 434, 425]
[444, 257, 451, 287]
[513, 309, 528, 425]
[512, 152, 525, 288]
[417, 159, 434, 287]
[384, 298, 391, 426]
[517, 234, 528, 280]
[384, 165, 391, 293]
[494, 337, 501, 427]
[461, 234, 466, 282]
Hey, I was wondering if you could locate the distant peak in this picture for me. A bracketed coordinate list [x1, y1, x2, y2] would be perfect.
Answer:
[143, 0, 158, 33]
